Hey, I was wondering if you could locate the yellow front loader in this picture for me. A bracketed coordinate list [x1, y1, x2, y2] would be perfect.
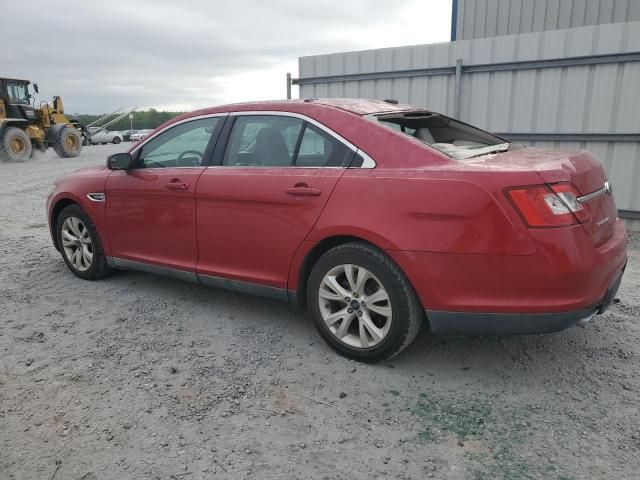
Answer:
[0, 77, 87, 162]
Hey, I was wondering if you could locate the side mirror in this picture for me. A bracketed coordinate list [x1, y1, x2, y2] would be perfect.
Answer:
[33, 83, 39, 94]
[107, 152, 134, 170]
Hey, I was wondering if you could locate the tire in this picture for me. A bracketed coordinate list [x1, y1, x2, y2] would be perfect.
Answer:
[0, 127, 32, 162]
[113, 137, 121, 144]
[53, 125, 82, 158]
[56, 204, 113, 280]
[307, 242, 423, 363]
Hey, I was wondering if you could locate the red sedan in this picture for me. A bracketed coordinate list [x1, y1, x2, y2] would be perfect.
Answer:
[46, 99, 627, 362]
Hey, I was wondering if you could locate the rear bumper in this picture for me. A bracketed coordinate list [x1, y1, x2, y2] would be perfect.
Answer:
[427, 263, 624, 335]
[387, 219, 627, 334]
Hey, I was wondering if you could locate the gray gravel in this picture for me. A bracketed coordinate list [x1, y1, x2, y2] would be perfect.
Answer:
[1, 145, 639, 479]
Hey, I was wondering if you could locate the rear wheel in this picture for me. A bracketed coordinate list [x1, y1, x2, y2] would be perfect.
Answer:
[53, 125, 82, 158]
[56, 204, 112, 280]
[113, 137, 121, 144]
[0, 127, 32, 162]
[307, 242, 423, 362]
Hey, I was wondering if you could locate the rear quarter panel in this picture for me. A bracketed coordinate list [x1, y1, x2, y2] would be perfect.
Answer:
[308, 168, 538, 256]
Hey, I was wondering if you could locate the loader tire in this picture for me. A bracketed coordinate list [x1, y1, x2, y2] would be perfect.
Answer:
[53, 126, 82, 158]
[0, 127, 32, 162]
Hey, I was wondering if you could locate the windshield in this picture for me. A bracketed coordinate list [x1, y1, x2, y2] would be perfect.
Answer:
[371, 111, 510, 160]
[6, 83, 30, 105]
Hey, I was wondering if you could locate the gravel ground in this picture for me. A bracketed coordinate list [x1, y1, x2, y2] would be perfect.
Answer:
[1, 145, 639, 480]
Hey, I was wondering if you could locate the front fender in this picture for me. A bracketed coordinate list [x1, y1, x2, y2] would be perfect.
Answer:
[47, 171, 111, 255]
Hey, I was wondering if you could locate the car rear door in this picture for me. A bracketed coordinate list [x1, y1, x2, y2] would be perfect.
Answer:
[195, 112, 356, 290]
[104, 115, 226, 272]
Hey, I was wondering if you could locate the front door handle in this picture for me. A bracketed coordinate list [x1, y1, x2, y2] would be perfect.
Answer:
[286, 182, 321, 197]
[166, 179, 189, 190]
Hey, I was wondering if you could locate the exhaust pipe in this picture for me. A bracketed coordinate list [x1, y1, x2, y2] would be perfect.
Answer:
[576, 312, 596, 328]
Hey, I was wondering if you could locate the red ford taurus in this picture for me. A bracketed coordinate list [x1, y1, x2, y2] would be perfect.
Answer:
[47, 99, 627, 362]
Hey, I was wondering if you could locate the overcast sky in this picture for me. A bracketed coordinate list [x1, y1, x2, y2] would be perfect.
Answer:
[1, 0, 452, 114]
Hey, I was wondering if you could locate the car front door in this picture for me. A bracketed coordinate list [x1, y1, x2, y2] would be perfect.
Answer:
[195, 113, 356, 291]
[105, 115, 225, 272]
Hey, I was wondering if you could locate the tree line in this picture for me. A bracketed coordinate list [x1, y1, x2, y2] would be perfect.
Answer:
[74, 109, 184, 131]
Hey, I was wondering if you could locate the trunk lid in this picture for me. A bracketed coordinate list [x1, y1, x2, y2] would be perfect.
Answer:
[461, 147, 617, 245]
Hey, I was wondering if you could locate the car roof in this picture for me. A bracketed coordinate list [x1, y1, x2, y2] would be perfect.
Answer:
[186, 98, 422, 118]
[300, 98, 421, 115]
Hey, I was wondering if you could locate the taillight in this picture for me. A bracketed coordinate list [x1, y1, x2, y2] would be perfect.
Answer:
[507, 183, 591, 228]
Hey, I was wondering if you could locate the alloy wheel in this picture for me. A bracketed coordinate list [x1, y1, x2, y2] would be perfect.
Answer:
[61, 217, 93, 271]
[318, 264, 392, 348]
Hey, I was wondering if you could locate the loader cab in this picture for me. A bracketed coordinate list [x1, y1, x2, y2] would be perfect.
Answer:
[0, 78, 36, 120]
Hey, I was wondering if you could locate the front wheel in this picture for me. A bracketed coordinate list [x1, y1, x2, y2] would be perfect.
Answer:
[113, 137, 121, 144]
[307, 242, 423, 362]
[56, 204, 112, 280]
[53, 125, 82, 158]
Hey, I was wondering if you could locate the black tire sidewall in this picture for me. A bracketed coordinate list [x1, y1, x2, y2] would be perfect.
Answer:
[56, 205, 106, 280]
[1, 127, 32, 162]
[54, 126, 82, 157]
[307, 245, 414, 362]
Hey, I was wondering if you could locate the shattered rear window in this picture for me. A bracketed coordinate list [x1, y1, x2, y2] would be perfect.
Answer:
[370, 111, 511, 160]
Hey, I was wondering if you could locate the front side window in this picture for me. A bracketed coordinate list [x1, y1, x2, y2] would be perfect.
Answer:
[223, 115, 303, 167]
[7, 83, 29, 105]
[138, 117, 221, 168]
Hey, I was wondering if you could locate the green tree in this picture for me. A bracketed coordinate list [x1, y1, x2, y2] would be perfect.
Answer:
[74, 109, 185, 131]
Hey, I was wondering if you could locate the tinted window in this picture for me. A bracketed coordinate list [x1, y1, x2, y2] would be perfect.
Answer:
[295, 124, 354, 167]
[138, 117, 220, 168]
[6, 83, 29, 105]
[223, 116, 303, 167]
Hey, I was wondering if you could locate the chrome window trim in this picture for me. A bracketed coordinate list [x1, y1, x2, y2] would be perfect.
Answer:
[225, 110, 376, 169]
[577, 181, 612, 204]
[355, 149, 376, 168]
[129, 112, 229, 157]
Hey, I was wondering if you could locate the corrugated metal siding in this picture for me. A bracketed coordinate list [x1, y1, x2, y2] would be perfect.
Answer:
[297, 21, 640, 216]
[455, 0, 640, 40]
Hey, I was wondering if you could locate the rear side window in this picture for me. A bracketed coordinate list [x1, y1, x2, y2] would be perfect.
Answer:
[223, 115, 303, 166]
[223, 115, 354, 168]
[295, 124, 354, 167]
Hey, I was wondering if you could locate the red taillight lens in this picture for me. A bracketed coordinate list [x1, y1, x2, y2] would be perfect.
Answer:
[507, 183, 591, 228]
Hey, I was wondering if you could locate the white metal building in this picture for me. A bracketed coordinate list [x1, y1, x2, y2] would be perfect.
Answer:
[292, 1, 640, 228]
[452, 0, 640, 40]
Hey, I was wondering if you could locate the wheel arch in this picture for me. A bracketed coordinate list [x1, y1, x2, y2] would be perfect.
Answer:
[292, 234, 415, 311]
[49, 197, 80, 251]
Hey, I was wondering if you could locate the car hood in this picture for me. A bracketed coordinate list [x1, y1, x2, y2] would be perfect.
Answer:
[68, 165, 108, 176]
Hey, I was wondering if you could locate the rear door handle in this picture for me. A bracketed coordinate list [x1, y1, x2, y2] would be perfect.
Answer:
[285, 186, 322, 197]
[166, 179, 189, 190]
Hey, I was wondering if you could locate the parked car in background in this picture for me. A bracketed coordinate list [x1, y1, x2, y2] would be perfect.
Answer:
[130, 129, 153, 142]
[46, 99, 627, 362]
[88, 127, 123, 145]
[119, 130, 135, 142]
